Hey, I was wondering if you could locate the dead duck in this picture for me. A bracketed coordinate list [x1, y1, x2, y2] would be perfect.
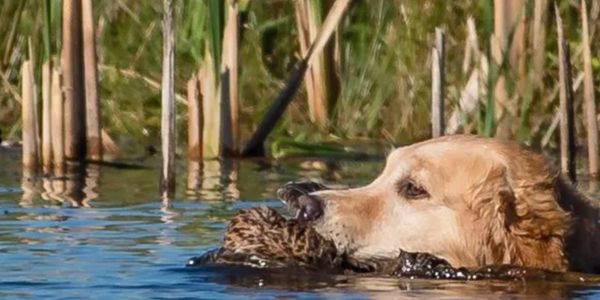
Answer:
[188, 206, 339, 270]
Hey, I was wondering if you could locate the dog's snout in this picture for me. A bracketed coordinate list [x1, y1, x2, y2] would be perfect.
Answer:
[296, 195, 323, 222]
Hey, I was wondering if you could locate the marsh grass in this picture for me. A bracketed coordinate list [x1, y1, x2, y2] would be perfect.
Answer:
[1, 1, 599, 156]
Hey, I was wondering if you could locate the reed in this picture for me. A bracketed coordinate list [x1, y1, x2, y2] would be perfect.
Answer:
[531, 0, 548, 88]
[50, 67, 64, 176]
[62, 0, 86, 162]
[220, 0, 239, 155]
[82, 0, 102, 161]
[41, 62, 52, 173]
[187, 74, 202, 161]
[431, 28, 445, 138]
[21, 60, 38, 172]
[491, 0, 526, 138]
[160, 0, 176, 200]
[201, 53, 220, 158]
[199, 0, 223, 159]
[3, 1, 600, 162]
[555, 4, 576, 182]
[580, 0, 598, 178]
[41, 0, 52, 173]
[242, 0, 351, 156]
[295, 0, 338, 128]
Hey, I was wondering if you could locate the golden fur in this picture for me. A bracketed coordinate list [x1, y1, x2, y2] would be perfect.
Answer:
[311, 135, 600, 273]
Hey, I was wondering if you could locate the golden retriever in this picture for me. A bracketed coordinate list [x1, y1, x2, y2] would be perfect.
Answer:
[305, 135, 600, 273]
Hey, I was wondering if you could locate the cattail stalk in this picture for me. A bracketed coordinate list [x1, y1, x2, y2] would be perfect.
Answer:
[581, 0, 598, 177]
[160, 0, 176, 200]
[532, 0, 548, 86]
[431, 28, 445, 138]
[51, 68, 64, 176]
[295, 0, 334, 128]
[21, 60, 38, 172]
[555, 4, 576, 182]
[187, 74, 203, 161]
[220, 0, 239, 155]
[41, 62, 52, 173]
[62, 0, 86, 161]
[82, 0, 102, 161]
[202, 51, 219, 158]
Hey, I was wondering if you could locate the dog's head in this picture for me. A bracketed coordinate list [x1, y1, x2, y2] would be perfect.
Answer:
[293, 135, 570, 271]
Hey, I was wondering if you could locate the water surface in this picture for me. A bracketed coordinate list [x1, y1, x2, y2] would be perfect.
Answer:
[1, 147, 600, 299]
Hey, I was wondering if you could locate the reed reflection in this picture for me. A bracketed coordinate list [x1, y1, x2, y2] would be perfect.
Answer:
[21, 162, 101, 207]
[187, 158, 239, 201]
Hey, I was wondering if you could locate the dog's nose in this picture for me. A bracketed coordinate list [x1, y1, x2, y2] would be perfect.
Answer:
[296, 194, 323, 222]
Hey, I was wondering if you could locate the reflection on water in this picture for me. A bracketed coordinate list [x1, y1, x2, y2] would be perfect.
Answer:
[1, 148, 600, 299]
[21, 162, 100, 208]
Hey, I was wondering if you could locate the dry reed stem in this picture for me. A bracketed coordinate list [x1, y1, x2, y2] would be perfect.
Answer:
[41, 62, 52, 173]
[555, 3, 577, 182]
[242, 0, 351, 156]
[540, 72, 584, 147]
[201, 52, 220, 158]
[187, 74, 203, 161]
[21, 60, 38, 172]
[581, 0, 598, 177]
[62, 0, 86, 161]
[220, 0, 239, 155]
[492, 0, 525, 138]
[82, 0, 102, 161]
[295, 0, 329, 127]
[160, 0, 176, 200]
[431, 28, 445, 138]
[532, 0, 548, 87]
[50, 68, 64, 176]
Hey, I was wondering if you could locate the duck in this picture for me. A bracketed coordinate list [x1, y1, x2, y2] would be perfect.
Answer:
[187, 206, 339, 270]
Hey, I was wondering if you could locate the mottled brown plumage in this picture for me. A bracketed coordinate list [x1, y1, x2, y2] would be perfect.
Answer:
[191, 207, 339, 269]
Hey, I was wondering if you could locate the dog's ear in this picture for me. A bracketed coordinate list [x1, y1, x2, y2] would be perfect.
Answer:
[469, 162, 569, 271]
[504, 169, 569, 271]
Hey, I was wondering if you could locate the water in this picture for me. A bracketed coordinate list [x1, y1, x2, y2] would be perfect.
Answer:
[1, 147, 600, 299]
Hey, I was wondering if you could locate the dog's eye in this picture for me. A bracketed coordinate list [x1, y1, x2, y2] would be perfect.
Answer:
[397, 179, 429, 199]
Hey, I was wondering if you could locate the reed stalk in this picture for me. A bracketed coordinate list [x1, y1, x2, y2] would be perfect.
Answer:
[242, 0, 351, 156]
[41, 62, 52, 173]
[62, 0, 86, 162]
[21, 60, 38, 172]
[187, 74, 202, 161]
[160, 0, 176, 200]
[201, 53, 220, 158]
[50, 67, 64, 176]
[580, 0, 598, 177]
[295, 0, 336, 128]
[431, 28, 445, 138]
[492, 0, 525, 138]
[82, 0, 102, 161]
[531, 0, 548, 87]
[41, 0, 52, 174]
[555, 4, 576, 182]
[220, 0, 239, 155]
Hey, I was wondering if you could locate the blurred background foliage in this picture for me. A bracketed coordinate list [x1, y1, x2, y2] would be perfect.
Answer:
[0, 0, 599, 156]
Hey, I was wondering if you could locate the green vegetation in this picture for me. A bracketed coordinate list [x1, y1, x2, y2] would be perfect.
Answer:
[0, 1, 599, 156]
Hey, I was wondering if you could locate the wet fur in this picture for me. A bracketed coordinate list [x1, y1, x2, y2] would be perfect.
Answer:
[310, 135, 600, 273]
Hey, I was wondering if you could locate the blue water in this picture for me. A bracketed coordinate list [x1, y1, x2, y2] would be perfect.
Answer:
[2, 148, 600, 299]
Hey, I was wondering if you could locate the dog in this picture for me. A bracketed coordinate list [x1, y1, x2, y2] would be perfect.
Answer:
[281, 135, 600, 273]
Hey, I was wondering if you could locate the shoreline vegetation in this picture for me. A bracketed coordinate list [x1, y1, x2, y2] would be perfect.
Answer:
[1, 1, 600, 172]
